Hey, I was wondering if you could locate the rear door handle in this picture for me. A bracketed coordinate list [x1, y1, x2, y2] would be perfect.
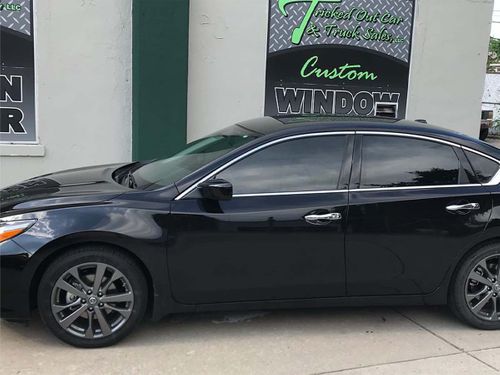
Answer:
[304, 213, 342, 225]
[446, 203, 480, 212]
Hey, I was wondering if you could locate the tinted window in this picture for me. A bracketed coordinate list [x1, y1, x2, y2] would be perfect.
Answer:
[218, 136, 347, 195]
[132, 134, 257, 189]
[360, 136, 460, 188]
[465, 150, 499, 183]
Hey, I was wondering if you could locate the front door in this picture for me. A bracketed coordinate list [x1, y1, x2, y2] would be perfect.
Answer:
[346, 134, 493, 296]
[168, 134, 352, 304]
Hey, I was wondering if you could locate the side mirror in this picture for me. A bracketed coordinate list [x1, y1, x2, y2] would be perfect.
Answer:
[198, 179, 233, 201]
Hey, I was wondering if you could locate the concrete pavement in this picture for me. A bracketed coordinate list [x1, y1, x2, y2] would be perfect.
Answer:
[0, 307, 499, 375]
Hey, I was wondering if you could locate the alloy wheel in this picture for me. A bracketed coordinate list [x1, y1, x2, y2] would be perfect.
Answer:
[50, 262, 134, 339]
[465, 254, 500, 321]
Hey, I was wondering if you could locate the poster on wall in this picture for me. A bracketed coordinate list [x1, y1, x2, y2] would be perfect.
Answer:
[0, 0, 37, 143]
[265, 0, 415, 118]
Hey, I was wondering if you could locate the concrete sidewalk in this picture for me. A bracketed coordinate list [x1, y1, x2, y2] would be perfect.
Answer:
[0, 307, 498, 375]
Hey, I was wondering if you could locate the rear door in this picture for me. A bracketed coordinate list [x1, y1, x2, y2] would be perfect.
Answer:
[346, 133, 494, 296]
[168, 133, 354, 304]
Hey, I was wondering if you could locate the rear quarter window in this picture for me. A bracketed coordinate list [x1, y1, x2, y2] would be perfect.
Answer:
[464, 150, 500, 184]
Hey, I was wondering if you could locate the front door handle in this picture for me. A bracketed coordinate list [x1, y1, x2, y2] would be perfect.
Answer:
[304, 212, 342, 225]
[446, 203, 480, 212]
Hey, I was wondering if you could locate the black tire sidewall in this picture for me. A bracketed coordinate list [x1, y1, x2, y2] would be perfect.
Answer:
[450, 243, 500, 330]
[38, 245, 148, 348]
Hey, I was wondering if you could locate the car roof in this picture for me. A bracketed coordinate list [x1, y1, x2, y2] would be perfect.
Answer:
[235, 116, 500, 160]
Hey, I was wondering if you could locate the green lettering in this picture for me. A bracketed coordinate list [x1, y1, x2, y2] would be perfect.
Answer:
[300, 55, 320, 78]
[278, 0, 342, 44]
[300, 56, 378, 82]
[337, 64, 352, 79]
[356, 71, 378, 81]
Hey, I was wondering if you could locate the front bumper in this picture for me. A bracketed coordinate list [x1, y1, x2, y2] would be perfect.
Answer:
[0, 240, 32, 320]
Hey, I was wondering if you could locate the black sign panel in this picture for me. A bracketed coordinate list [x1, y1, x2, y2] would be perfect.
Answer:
[265, 0, 415, 118]
[0, 0, 36, 143]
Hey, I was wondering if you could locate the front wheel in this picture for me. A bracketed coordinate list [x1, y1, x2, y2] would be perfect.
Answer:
[450, 243, 500, 329]
[38, 246, 148, 347]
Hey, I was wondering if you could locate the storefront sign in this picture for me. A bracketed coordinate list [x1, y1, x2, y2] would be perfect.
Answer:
[265, 0, 415, 118]
[0, 0, 37, 143]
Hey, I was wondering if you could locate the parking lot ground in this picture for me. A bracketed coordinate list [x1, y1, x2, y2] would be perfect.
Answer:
[0, 306, 499, 375]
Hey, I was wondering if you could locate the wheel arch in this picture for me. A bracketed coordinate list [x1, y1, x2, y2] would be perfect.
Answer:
[447, 236, 500, 297]
[424, 236, 500, 305]
[28, 234, 157, 318]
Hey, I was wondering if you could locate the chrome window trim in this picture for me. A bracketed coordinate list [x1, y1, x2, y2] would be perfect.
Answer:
[356, 131, 460, 148]
[484, 169, 500, 186]
[175, 131, 355, 200]
[174, 130, 500, 200]
[231, 184, 485, 198]
[462, 145, 500, 164]
[353, 184, 482, 192]
[233, 190, 349, 198]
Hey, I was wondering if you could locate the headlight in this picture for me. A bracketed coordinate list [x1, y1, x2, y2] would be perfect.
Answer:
[0, 220, 37, 243]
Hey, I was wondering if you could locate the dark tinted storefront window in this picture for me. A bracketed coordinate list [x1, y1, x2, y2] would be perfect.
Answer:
[218, 136, 347, 195]
[360, 136, 460, 188]
[465, 150, 499, 183]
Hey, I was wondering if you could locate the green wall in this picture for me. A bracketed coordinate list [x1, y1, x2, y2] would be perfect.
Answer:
[132, 0, 190, 160]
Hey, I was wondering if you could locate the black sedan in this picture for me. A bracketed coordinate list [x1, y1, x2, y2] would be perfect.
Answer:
[1, 116, 500, 347]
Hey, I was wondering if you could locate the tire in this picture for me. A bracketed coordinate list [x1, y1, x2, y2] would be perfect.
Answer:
[38, 245, 148, 347]
[449, 243, 500, 329]
[480, 128, 489, 141]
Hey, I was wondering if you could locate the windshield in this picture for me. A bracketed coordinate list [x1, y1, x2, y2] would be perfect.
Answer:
[131, 127, 260, 190]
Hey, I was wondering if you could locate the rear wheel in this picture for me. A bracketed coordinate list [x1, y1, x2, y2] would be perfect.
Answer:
[450, 243, 500, 329]
[38, 246, 148, 347]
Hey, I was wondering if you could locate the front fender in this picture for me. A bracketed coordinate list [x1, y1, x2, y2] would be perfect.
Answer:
[3, 202, 172, 320]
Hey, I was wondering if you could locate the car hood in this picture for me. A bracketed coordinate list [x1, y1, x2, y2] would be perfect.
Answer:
[0, 163, 132, 216]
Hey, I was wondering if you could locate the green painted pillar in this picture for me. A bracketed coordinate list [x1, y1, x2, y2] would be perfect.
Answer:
[132, 0, 190, 161]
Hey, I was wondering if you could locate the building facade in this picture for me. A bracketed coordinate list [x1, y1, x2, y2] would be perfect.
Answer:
[0, 0, 495, 187]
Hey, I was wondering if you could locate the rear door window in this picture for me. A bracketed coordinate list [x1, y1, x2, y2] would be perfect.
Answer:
[360, 136, 460, 188]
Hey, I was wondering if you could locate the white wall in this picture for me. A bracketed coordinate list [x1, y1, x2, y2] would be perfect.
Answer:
[188, 0, 494, 141]
[187, 0, 268, 142]
[406, 0, 494, 138]
[0, 0, 133, 188]
[1, 0, 492, 187]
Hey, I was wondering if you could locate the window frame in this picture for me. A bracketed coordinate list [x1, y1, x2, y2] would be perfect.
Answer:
[462, 146, 500, 186]
[352, 132, 500, 191]
[175, 131, 500, 200]
[177, 132, 355, 199]
[463, 148, 500, 184]
[216, 134, 351, 197]
[356, 133, 464, 189]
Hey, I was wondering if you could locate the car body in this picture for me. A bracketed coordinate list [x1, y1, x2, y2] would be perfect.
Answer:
[1, 116, 500, 347]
